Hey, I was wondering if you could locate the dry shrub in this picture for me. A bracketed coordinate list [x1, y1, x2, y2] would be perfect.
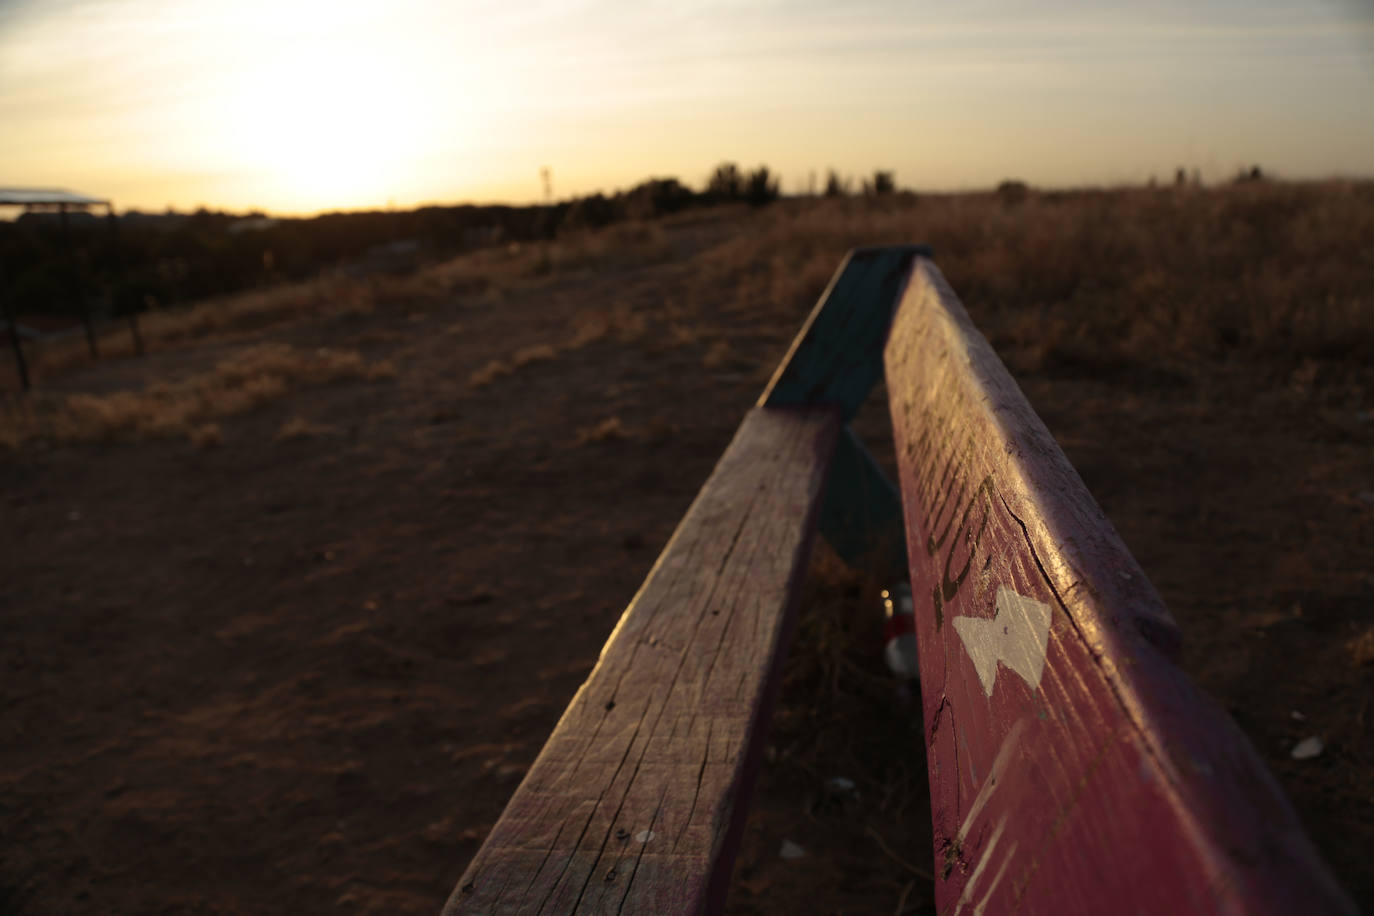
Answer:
[0, 396, 39, 450]
[611, 306, 648, 343]
[702, 341, 731, 369]
[364, 360, 397, 381]
[510, 344, 557, 369]
[188, 423, 223, 449]
[565, 303, 650, 351]
[468, 343, 560, 388]
[468, 360, 511, 388]
[276, 416, 336, 441]
[567, 314, 610, 349]
[1350, 628, 1374, 668]
[668, 322, 701, 346]
[573, 416, 627, 446]
[541, 222, 670, 276]
[0, 343, 393, 448]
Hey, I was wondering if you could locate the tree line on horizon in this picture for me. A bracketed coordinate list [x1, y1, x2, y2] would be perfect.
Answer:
[0, 162, 906, 320]
[1, 159, 1277, 323]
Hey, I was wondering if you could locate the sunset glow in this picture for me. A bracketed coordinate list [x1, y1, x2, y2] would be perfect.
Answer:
[1, 0, 1371, 214]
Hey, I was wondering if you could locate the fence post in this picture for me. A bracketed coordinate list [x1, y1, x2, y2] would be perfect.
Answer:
[1, 269, 30, 392]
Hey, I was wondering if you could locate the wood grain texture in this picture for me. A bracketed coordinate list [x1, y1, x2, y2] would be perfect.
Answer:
[884, 258, 1356, 915]
[444, 405, 841, 915]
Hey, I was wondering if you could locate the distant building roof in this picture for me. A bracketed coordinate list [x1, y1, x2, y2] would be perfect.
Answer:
[0, 188, 109, 207]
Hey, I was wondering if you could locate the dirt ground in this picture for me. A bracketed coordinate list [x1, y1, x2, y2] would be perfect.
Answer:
[2, 192, 1371, 914]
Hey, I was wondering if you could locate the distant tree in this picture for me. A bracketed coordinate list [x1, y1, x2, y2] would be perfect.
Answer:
[1234, 165, 1265, 183]
[867, 170, 896, 195]
[561, 192, 618, 230]
[623, 177, 695, 219]
[995, 179, 1030, 204]
[743, 166, 780, 207]
[824, 170, 850, 197]
[707, 162, 742, 201]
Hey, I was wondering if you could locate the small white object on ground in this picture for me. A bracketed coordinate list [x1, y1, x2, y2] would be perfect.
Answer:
[1290, 710, 1306, 721]
[826, 776, 856, 794]
[882, 583, 920, 680]
[1291, 735, 1324, 760]
[779, 839, 806, 860]
[635, 830, 654, 844]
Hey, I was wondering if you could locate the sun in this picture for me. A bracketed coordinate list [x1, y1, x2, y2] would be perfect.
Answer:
[219, 36, 430, 212]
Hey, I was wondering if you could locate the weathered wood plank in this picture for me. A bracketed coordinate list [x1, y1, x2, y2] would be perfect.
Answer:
[884, 258, 1356, 914]
[444, 405, 841, 915]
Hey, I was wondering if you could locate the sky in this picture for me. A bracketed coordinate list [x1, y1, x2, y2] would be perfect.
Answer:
[1, 0, 1372, 215]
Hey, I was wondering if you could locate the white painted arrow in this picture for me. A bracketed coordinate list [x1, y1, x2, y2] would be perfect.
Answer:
[953, 587, 1053, 697]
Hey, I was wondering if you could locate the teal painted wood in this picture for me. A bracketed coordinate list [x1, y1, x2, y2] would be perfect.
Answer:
[758, 245, 931, 420]
[818, 425, 905, 571]
[760, 244, 927, 567]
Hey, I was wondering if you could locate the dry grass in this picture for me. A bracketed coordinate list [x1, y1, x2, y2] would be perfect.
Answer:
[702, 340, 731, 369]
[572, 416, 627, 446]
[510, 344, 557, 369]
[467, 359, 511, 388]
[566, 304, 648, 349]
[276, 416, 338, 441]
[1350, 628, 1374, 668]
[679, 182, 1374, 388]
[188, 423, 223, 450]
[415, 220, 669, 303]
[468, 304, 650, 389]
[26, 279, 365, 380]
[0, 343, 393, 448]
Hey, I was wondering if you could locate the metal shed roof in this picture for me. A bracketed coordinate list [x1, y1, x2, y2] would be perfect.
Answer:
[0, 188, 109, 207]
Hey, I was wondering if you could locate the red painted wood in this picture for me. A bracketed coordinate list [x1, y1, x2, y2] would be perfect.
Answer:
[884, 258, 1355, 915]
[443, 405, 841, 915]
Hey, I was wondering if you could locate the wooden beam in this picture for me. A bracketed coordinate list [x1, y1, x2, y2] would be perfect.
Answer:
[761, 244, 928, 567]
[884, 258, 1355, 914]
[759, 244, 929, 420]
[445, 405, 841, 915]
